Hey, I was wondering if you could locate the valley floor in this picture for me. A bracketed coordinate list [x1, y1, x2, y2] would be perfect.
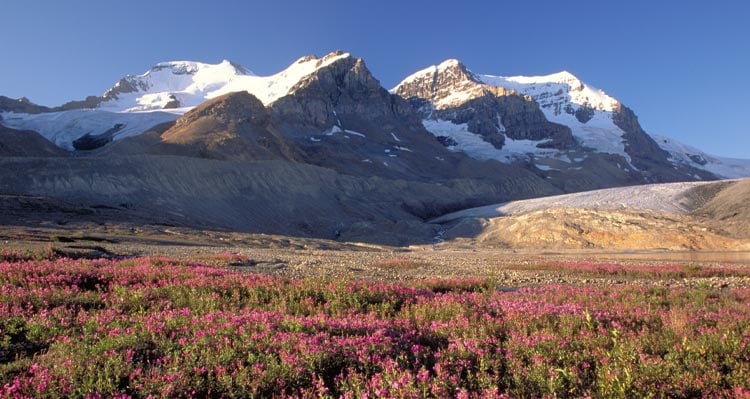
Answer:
[2, 222, 749, 289]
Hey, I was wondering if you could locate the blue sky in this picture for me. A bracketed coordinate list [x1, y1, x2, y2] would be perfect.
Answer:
[1, 0, 748, 158]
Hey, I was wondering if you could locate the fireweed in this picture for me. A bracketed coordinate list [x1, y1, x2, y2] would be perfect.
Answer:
[0, 258, 748, 398]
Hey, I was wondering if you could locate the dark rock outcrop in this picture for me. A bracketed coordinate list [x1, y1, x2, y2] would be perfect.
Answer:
[267, 53, 543, 185]
[611, 104, 715, 182]
[573, 105, 595, 123]
[56, 96, 104, 111]
[0, 125, 67, 157]
[612, 104, 670, 166]
[0, 96, 51, 114]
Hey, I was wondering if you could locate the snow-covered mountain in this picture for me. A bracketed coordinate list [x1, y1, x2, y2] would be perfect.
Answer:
[654, 135, 750, 179]
[0, 52, 352, 149]
[478, 69, 628, 161]
[393, 60, 750, 180]
[1, 52, 748, 182]
[98, 52, 351, 112]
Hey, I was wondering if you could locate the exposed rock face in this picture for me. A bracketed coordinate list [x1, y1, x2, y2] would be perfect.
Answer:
[573, 105, 595, 123]
[101, 77, 150, 101]
[271, 52, 417, 132]
[611, 104, 716, 182]
[56, 96, 104, 111]
[393, 60, 481, 107]
[163, 95, 181, 109]
[72, 123, 124, 151]
[394, 61, 575, 150]
[612, 105, 670, 166]
[0, 96, 51, 114]
[267, 53, 558, 189]
[152, 91, 301, 162]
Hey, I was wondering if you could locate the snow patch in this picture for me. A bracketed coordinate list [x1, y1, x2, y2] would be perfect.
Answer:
[479, 71, 620, 112]
[479, 70, 633, 165]
[422, 119, 557, 162]
[655, 134, 750, 179]
[431, 180, 726, 223]
[346, 130, 366, 138]
[535, 164, 556, 171]
[0, 110, 177, 150]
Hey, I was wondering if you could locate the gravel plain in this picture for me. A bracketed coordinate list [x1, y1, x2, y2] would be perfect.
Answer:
[2, 222, 749, 289]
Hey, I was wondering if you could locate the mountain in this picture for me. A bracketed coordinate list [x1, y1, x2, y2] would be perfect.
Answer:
[120, 91, 303, 162]
[1, 51, 749, 246]
[2, 53, 747, 182]
[96, 53, 556, 190]
[393, 60, 750, 185]
[0, 52, 563, 245]
[0, 53, 355, 150]
[94, 55, 349, 112]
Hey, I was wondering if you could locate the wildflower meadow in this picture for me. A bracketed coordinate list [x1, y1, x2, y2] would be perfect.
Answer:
[0, 257, 748, 398]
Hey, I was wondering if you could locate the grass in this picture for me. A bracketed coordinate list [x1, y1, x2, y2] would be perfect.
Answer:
[0, 257, 748, 398]
[507, 260, 750, 279]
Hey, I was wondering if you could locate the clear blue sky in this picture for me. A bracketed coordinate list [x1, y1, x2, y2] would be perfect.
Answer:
[2, 0, 748, 158]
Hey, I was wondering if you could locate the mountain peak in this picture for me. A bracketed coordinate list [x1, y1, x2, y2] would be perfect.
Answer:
[221, 59, 254, 76]
[96, 52, 359, 113]
[479, 70, 619, 112]
[392, 59, 491, 110]
[150, 60, 204, 75]
[175, 91, 268, 128]
[437, 58, 463, 69]
[291, 51, 352, 70]
[547, 70, 580, 83]
[395, 59, 476, 87]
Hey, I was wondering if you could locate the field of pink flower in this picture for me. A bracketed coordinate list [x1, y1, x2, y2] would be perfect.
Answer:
[511, 261, 750, 279]
[1, 257, 749, 398]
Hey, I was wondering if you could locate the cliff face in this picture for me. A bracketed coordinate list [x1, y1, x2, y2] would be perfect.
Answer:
[394, 60, 575, 150]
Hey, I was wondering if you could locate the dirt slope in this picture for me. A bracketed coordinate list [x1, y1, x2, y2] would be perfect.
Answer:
[693, 179, 750, 239]
[0, 125, 67, 157]
[445, 208, 747, 250]
[438, 179, 750, 250]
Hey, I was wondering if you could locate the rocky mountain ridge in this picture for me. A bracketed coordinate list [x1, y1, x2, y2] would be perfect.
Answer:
[2, 51, 747, 182]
